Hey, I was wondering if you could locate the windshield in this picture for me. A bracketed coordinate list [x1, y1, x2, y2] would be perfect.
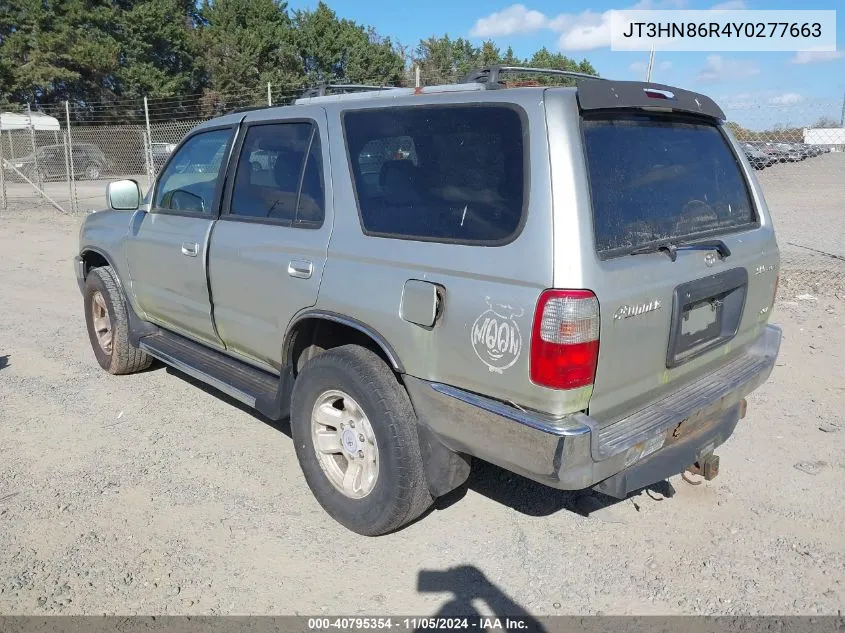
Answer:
[582, 115, 757, 258]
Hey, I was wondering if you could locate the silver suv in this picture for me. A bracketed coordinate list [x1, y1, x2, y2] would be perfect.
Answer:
[75, 68, 781, 535]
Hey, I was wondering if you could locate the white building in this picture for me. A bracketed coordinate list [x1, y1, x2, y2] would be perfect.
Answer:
[803, 127, 845, 151]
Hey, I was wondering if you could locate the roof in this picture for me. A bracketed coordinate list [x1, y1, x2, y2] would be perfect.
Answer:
[0, 111, 61, 132]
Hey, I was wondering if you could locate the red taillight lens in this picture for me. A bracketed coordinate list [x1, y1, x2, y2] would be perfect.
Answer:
[530, 289, 600, 390]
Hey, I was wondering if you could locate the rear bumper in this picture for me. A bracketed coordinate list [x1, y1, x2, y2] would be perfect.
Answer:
[406, 324, 781, 496]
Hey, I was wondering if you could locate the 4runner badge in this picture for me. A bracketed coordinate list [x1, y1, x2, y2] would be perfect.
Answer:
[614, 300, 662, 320]
[471, 299, 524, 374]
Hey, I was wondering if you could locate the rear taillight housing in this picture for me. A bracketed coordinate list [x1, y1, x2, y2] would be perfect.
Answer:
[530, 290, 600, 390]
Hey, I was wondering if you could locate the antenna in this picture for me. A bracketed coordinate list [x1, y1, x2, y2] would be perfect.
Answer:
[645, 48, 655, 83]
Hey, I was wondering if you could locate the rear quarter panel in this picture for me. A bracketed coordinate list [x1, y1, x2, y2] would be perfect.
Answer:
[312, 90, 591, 415]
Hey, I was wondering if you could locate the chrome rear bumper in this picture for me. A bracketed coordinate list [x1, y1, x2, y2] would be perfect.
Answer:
[405, 324, 781, 495]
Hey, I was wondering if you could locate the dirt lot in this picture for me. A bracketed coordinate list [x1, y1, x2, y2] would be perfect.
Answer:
[0, 155, 844, 616]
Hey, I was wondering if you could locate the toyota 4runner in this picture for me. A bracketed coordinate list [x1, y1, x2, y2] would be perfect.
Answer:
[75, 68, 781, 535]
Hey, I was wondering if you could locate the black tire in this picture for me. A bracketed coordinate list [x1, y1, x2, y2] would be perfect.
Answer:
[84, 164, 100, 180]
[291, 345, 433, 536]
[83, 266, 152, 375]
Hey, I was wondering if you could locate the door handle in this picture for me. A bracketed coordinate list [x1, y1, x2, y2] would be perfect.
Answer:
[181, 242, 198, 257]
[288, 258, 313, 279]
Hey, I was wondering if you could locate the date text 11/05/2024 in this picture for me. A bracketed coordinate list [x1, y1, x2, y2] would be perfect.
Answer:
[307, 617, 533, 630]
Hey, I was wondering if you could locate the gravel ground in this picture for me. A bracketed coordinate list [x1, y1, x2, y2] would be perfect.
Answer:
[0, 156, 843, 616]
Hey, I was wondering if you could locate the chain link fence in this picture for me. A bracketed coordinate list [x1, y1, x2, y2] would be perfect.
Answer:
[1, 79, 843, 294]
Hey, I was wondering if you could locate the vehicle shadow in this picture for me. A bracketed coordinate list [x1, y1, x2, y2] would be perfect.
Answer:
[438, 458, 675, 519]
[0, 355, 8, 370]
[418, 565, 546, 631]
[162, 365, 674, 521]
[163, 367, 291, 438]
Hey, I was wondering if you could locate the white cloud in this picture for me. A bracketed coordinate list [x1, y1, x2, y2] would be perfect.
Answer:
[556, 11, 612, 50]
[659, 60, 673, 71]
[711, 0, 747, 9]
[790, 50, 845, 65]
[718, 90, 806, 110]
[719, 92, 757, 109]
[469, 4, 549, 37]
[696, 55, 760, 83]
[470, 0, 686, 50]
[769, 92, 803, 105]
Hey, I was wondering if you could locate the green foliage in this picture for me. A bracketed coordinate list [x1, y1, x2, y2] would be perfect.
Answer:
[115, 0, 204, 100]
[0, 1, 598, 114]
[0, 0, 121, 105]
[292, 2, 404, 85]
[411, 37, 598, 85]
[198, 0, 299, 100]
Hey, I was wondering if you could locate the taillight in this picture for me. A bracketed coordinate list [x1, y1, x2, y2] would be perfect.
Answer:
[530, 290, 600, 390]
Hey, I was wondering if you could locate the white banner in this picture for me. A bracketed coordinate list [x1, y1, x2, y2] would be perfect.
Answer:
[610, 10, 837, 51]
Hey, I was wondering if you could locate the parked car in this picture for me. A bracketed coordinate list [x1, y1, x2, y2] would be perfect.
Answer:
[135, 142, 176, 173]
[742, 143, 772, 169]
[9, 143, 111, 181]
[758, 143, 787, 163]
[774, 142, 804, 162]
[74, 70, 781, 535]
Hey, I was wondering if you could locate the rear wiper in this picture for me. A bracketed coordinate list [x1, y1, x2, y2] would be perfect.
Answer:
[630, 239, 731, 262]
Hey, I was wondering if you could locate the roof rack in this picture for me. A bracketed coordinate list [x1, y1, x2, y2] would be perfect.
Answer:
[462, 66, 606, 89]
[299, 84, 392, 98]
[293, 82, 485, 105]
[230, 104, 273, 114]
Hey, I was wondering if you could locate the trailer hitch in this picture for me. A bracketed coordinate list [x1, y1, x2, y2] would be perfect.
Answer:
[683, 453, 720, 485]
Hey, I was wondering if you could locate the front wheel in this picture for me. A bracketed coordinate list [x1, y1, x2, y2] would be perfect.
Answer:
[84, 164, 101, 180]
[290, 345, 433, 536]
[83, 266, 152, 375]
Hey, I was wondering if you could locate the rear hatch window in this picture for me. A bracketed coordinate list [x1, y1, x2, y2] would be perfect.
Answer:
[582, 115, 757, 258]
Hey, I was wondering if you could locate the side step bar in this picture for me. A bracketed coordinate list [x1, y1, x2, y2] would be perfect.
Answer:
[139, 330, 291, 420]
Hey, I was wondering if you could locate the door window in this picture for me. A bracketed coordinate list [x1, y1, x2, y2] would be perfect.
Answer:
[229, 122, 325, 226]
[154, 128, 233, 215]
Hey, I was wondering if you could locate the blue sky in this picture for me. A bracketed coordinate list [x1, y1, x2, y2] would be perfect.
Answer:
[288, 0, 845, 128]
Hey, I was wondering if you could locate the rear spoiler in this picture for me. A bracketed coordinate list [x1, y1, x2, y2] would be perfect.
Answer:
[577, 81, 726, 121]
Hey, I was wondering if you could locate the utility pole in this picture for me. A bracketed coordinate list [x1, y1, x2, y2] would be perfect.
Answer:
[840, 88, 844, 127]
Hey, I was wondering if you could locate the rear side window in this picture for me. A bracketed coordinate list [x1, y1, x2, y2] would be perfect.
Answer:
[229, 122, 324, 226]
[582, 116, 757, 257]
[343, 105, 526, 244]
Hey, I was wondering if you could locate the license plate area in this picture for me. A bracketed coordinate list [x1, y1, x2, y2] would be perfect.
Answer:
[666, 267, 748, 368]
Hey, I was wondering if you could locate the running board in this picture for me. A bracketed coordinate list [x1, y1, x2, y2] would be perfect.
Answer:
[139, 330, 291, 420]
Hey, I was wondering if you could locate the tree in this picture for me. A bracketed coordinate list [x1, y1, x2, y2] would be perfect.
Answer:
[811, 116, 840, 128]
[114, 0, 204, 101]
[413, 35, 480, 84]
[411, 37, 599, 86]
[725, 121, 751, 141]
[0, 0, 121, 106]
[197, 0, 300, 103]
[292, 2, 404, 86]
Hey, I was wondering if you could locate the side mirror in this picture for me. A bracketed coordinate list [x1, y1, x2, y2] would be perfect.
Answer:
[106, 179, 141, 211]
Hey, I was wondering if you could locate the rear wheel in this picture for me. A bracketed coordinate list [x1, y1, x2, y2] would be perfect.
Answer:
[290, 345, 432, 535]
[83, 266, 152, 375]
